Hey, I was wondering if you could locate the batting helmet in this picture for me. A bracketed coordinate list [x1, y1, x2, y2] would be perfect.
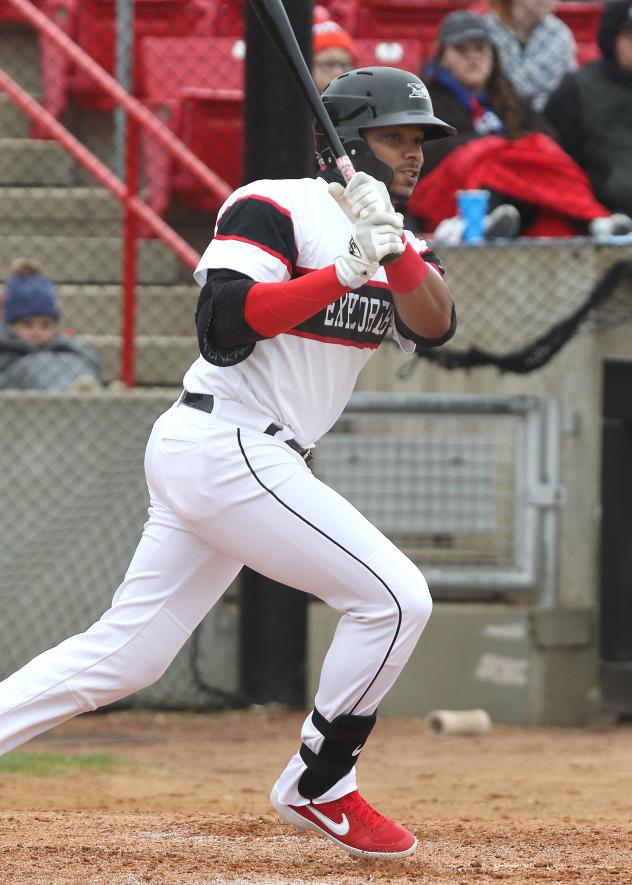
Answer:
[317, 66, 455, 187]
[321, 66, 456, 142]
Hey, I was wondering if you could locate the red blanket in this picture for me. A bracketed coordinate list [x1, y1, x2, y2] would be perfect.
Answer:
[408, 133, 609, 237]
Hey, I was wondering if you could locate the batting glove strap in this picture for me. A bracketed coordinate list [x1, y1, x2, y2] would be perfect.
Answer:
[329, 171, 396, 220]
[334, 212, 405, 289]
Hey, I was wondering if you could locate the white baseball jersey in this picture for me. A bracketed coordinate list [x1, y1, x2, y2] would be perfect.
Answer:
[184, 176, 444, 447]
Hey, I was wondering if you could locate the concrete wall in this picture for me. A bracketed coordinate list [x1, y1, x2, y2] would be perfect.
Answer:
[0, 391, 239, 708]
[308, 602, 600, 727]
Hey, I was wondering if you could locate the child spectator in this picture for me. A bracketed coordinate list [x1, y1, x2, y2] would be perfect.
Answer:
[543, 0, 632, 220]
[485, 0, 577, 111]
[312, 9, 357, 92]
[407, 10, 632, 243]
[0, 259, 102, 391]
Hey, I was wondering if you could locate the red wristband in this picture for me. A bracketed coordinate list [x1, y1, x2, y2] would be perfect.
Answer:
[385, 240, 430, 294]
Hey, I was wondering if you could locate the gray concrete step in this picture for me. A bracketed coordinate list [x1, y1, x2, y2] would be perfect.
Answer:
[0, 235, 182, 284]
[0, 94, 38, 138]
[0, 186, 125, 235]
[0, 139, 75, 186]
[0, 186, 123, 235]
[58, 284, 199, 336]
[0, 24, 43, 94]
[79, 335, 198, 385]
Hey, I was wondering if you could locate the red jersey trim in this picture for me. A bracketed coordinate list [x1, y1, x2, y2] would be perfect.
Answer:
[230, 193, 293, 219]
[286, 329, 380, 348]
[214, 233, 292, 275]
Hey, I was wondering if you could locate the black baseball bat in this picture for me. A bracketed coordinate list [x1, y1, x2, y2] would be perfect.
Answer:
[248, 0, 356, 184]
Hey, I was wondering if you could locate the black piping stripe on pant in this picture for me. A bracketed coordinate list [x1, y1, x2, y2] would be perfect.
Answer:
[237, 428, 402, 715]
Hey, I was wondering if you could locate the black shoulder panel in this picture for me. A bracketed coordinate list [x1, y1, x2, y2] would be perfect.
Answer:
[216, 196, 297, 275]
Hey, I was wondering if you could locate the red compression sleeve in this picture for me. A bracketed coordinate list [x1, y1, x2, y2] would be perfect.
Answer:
[385, 241, 430, 294]
[244, 265, 348, 337]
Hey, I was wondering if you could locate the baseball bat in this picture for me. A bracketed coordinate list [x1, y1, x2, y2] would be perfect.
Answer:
[248, 0, 355, 184]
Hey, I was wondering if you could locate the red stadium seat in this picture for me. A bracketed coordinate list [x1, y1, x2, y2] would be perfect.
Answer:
[143, 88, 243, 216]
[353, 37, 432, 74]
[554, 2, 603, 45]
[141, 36, 244, 215]
[173, 88, 243, 207]
[141, 35, 245, 99]
[39, 0, 210, 118]
[576, 41, 600, 65]
[354, 0, 470, 39]
[319, 0, 362, 33]
[0, 0, 44, 23]
[212, 0, 244, 35]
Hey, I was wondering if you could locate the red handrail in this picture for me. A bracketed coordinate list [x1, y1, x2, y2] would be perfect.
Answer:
[3, 0, 234, 384]
[7, 0, 232, 204]
[0, 71, 200, 267]
[0, 69, 201, 385]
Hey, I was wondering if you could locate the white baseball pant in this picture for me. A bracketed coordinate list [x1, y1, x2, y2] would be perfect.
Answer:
[0, 396, 432, 804]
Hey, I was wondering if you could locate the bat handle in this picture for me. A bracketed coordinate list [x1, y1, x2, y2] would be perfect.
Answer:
[335, 153, 399, 266]
[335, 154, 355, 184]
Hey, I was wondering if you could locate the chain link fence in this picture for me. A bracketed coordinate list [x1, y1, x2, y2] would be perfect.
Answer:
[0, 390, 553, 707]
[0, 1, 631, 708]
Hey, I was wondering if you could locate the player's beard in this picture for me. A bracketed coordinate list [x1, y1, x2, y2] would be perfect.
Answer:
[390, 169, 421, 210]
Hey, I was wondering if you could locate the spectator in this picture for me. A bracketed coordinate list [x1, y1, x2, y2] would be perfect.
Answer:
[543, 0, 632, 219]
[485, 0, 576, 111]
[0, 259, 102, 391]
[406, 11, 632, 243]
[312, 13, 357, 92]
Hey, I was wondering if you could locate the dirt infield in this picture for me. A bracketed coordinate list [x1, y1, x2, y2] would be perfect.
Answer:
[1, 709, 631, 885]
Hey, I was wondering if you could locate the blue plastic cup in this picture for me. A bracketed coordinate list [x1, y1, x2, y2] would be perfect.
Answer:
[457, 189, 490, 243]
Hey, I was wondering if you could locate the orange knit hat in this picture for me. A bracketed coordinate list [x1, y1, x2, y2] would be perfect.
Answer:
[313, 18, 357, 60]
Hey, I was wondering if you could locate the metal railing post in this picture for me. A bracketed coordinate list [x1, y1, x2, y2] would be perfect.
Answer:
[114, 0, 134, 178]
[121, 114, 140, 386]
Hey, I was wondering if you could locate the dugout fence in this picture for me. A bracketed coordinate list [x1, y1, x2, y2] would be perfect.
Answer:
[0, 390, 560, 709]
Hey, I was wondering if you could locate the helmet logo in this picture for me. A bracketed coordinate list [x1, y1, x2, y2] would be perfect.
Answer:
[408, 82, 429, 100]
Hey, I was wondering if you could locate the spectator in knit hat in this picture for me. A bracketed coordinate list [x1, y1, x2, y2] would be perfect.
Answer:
[0, 258, 101, 391]
[312, 13, 357, 92]
[543, 0, 632, 219]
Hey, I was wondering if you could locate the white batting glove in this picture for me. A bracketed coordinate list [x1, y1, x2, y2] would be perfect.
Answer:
[328, 171, 396, 220]
[334, 211, 405, 289]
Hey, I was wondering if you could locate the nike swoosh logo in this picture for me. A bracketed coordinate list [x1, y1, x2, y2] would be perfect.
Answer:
[308, 805, 350, 836]
[351, 744, 363, 757]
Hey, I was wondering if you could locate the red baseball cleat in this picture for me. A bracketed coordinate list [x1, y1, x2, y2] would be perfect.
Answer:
[270, 787, 417, 859]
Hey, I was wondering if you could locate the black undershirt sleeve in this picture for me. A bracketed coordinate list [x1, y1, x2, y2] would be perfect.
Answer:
[393, 302, 457, 349]
[195, 269, 266, 366]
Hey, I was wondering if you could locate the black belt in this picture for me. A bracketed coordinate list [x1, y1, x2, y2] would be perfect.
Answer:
[180, 391, 312, 462]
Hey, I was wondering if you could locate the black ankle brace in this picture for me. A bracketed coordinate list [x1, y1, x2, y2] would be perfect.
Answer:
[297, 707, 377, 800]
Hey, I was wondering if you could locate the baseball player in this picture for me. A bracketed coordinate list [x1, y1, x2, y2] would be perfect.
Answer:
[0, 67, 456, 860]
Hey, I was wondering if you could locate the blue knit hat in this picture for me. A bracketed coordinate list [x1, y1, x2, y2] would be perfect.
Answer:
[3, 272, 60, 324]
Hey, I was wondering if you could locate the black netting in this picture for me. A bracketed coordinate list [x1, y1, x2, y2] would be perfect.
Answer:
[400, 258, 632, 376]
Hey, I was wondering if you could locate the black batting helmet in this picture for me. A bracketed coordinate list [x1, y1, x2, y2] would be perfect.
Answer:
[321, 66, 456, 143]
[316, 66, 455, 188]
